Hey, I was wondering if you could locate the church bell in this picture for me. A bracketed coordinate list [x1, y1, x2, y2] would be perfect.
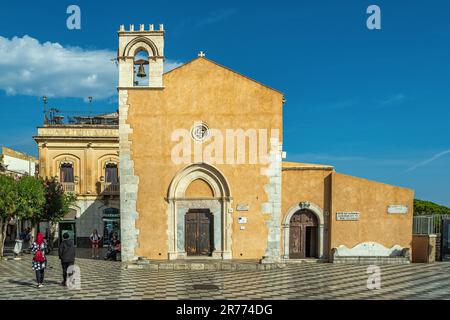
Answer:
[136, 63, 146, 78]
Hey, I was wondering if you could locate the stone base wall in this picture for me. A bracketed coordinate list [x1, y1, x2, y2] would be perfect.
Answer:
[436, 233, 442, 261]
[332, 256, 410, 264]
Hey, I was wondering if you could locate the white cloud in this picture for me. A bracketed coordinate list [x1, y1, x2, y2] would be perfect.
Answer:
[379, 93, 406, 107]
[195, 8, 237, 28]
[0, 35, 182, 100]
[404, 149, 450, 173]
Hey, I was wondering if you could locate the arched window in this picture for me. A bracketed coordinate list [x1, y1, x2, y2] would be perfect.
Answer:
[133, 50, 149, 86]
[105, 163, 118, 184]
[60, 163, 74, 183]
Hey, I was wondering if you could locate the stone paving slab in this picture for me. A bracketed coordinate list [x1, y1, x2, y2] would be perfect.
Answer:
[0, 256, 450, 300]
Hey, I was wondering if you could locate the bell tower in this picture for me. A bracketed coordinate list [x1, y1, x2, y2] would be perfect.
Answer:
[117, 23, 165, 88]
[118, 23, 165, 262]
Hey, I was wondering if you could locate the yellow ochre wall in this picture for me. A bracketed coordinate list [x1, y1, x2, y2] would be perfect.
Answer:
[281, 168, 333, 257]
[330, 172, 414, 252]
[185, 179, 215, 198]
[281, 169, 332, 215]
[126, 58, 284, 259]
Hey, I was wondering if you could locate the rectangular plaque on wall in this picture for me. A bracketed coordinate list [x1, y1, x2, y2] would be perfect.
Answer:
[387, 205, 408, 214]
[236, 204, 249, 211]
[336, 212, 360, 221]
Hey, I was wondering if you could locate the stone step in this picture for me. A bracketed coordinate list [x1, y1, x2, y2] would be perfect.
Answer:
[284, 258, 325, 264]
[124, 261, 287, 271]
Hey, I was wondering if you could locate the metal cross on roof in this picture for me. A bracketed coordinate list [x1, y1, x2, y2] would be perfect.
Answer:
[198, 51, 206, 58]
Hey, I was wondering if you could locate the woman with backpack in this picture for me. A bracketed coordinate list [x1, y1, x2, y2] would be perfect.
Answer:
[31, 232, 47, 288]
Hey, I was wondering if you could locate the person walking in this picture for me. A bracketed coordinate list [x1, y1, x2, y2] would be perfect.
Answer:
[89, 229, 102, 259]
[58, 232, 76, 287]
[31, 232, 47, 288]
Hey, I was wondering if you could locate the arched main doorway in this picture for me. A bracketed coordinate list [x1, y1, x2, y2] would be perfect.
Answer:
[289, 210, 318, 259]
[167, 163, 232, 260]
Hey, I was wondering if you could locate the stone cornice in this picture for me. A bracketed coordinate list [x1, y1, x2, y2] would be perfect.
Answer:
[282, 167, 334, 172]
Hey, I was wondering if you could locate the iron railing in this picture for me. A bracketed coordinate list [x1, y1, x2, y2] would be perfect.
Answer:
[100, 182, 120, 195]
[44, 109, 118, 126]
[413, 214, 450, 235]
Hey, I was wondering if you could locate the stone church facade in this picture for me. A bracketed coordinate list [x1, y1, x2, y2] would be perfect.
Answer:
[117, 24, 414, 263]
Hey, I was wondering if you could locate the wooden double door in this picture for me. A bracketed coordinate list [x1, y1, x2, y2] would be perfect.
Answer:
[289, 209, 318, 259]
[185, 209, 214, 256]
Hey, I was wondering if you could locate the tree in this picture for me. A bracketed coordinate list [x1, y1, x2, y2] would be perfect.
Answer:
[42, 178, 76, 247]
[414, 199, 450, 216]
[43, 177, 76, 223]
[0, 176, 75, 257]
[0, 175, 19, 257]
[17, 176, 45, 229]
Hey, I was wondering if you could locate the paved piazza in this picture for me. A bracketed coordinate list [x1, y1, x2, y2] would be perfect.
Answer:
[0, 255, 449, 300]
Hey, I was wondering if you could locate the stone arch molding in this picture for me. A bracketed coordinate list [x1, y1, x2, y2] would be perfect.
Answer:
[283, 201, 326, 260]
[123, 37, 160, 58]
[168, 163, 231, 200]
[166, 163, 233, 260]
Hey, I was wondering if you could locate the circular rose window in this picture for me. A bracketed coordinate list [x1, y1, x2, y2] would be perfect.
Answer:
[191, 123, 210, 142]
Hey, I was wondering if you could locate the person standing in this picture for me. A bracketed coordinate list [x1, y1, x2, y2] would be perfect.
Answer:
[89, 229, 102, 259]
[58, 232, 76, 287]
[31, 232, 47, 288]
[24, 227, 32, 253]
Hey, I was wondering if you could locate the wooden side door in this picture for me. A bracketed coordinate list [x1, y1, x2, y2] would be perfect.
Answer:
[289, 213, 304, 259]
[289, 209, 318, 259]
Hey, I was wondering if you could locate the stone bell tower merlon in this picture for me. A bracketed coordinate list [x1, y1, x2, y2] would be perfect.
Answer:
[118, 24, 165, 88]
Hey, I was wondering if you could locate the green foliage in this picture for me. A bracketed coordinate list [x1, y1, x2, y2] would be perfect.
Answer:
[43, 177, 76, 222]
[0, 175, 75, 222]
[0, 175, 19, 219]
[414, 199, 450, 216]
[16, 176, 45, 222]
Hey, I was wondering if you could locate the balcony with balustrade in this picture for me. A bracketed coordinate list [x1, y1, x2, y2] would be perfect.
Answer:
[62, 182, 76, 193]
[100, 182, 120, 196]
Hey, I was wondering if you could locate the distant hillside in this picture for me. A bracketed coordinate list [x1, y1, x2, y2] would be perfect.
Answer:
[414, 199, 450, 215]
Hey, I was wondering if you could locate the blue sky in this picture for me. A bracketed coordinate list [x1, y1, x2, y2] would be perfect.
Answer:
[0, 1, 449, 206]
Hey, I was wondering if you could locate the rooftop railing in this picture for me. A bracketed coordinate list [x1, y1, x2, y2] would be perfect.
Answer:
[44, 109, 118, 126]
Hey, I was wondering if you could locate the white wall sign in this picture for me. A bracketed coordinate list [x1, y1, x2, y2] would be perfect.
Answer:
[238, 217, 247, 224]
[387, 205, 408, 214]
[236, 204, 249, 211]
[336, 212, 360, 221]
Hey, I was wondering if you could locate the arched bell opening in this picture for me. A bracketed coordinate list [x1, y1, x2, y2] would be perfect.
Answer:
[133, 50, 149, 86]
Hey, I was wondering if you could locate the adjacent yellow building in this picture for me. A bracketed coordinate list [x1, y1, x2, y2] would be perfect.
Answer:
[34, 113, 120, 246]
[116, 24, 414, 263]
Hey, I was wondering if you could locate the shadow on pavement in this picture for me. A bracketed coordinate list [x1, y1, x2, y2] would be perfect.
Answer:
[8, 279, 35, 287]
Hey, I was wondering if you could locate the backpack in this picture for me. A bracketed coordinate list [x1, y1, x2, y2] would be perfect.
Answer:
[34, 244, 45, 262]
